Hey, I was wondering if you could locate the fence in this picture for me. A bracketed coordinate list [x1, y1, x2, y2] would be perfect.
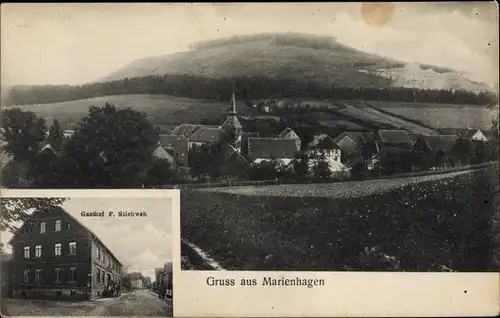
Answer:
[155, 161, 498, 190]
[158, 179, 281, 190]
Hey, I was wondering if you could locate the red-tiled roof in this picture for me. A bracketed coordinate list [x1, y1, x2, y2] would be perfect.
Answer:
[248, 138, 298, 159]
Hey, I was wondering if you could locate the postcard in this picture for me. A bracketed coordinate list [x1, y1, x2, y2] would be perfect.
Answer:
[1, 2, 499, 317]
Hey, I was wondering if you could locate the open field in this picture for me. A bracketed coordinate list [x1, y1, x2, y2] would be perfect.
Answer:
[336, 102, 437, 134]
[181, 167, 499, 271]
[3, 94, 493, 134]
[367, 101, 497, 130]
[2, 94, 258, 129]
[201, 169, 475, 198]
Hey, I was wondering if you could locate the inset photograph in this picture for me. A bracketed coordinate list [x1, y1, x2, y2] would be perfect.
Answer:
[1, 192, 174, 317]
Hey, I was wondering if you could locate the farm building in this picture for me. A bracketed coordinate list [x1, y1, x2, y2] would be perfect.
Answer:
[412, 135, 458, 154]
[152, 145, 176, 165]
[374, 130, 414, 152]
[187, 127, 226, 149]
[437, 128, 490, 142]
[307, 134, 342, 165]
[333, 131, 378, 163]
[247, 138, 298, 166]
[277, 128, 301, 151]
[158, 134, 189, 166]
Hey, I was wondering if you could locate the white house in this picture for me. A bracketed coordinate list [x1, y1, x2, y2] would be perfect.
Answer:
[307, 134, 347, 173]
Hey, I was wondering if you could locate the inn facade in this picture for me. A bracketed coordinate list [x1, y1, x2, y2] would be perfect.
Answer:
[8, 206, 123, 300]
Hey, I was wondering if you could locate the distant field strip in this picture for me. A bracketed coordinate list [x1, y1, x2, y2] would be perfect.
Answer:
[201, 169, 476, 198]
[341, 103, 436, 134]
[1, 94, 256, 128]
[370, 101, 496, 129]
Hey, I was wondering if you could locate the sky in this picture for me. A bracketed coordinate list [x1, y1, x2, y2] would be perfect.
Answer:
[0, 197, 173, 282]
[1, 2, 498, 89]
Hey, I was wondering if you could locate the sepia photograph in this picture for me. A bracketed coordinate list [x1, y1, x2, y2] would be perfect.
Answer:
[0, 191, 174, 317]
[1, 2, 499, 317]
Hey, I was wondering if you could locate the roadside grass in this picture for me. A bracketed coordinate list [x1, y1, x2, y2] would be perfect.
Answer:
[181, 167, 499, 271]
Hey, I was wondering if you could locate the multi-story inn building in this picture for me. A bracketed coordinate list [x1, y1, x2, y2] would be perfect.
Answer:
[8, 206, 123, 300]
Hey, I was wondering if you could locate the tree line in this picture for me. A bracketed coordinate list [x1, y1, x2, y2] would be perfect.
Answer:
[3, 74, 496, 107]
[1, 105, 175, 189]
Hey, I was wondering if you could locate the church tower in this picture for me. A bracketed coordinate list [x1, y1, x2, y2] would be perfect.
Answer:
[221, 82, 243, 152]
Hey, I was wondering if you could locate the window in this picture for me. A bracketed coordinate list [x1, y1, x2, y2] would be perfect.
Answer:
[35, 269, 42, 283]
[35, 245, 42, 258]
[24, 246, 30, 259]
[40, 222, 46, 234]
[69, 267, 76, 281]
[54, 268, 61, 282]
[69, 242, 76, 255]
[54, 243, 62, 256]
[23, 270, 30, 283]
[101, 251, 105, 262]
[54, 220, 61, 232]
[96, 246, 101, 260]
[96, 268, 100, 284]
[101, 271, 105, 284]
[67, 223, 71, 230]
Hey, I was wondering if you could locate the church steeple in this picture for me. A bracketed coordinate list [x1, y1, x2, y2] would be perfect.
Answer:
[221, 81, 243, 152]
[229, 81, 237, 115]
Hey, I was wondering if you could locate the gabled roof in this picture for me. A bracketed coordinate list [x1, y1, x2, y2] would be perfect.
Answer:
[158, 134, 189, 154]
[408, 133, 421, 143]
[188, 127, 224, 143]
[278, 128, 300, 139]
[333, 132, 375, 145]
[308, 134, 338, 149]
[152, 145, 175, 162]
[248, 138, 298, 159]
[8, 205, 123, 267]
[377, 130, 412, 144]
[171, 124, 220, 138]
[419, 135, 458, 152]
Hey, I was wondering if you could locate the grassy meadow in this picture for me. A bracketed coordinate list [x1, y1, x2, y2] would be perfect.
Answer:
[1, 94, 259, 129]
[181, 167, 499, 271]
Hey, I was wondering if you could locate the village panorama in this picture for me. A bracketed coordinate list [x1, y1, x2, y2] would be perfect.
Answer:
[1, 3, 499, 279]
